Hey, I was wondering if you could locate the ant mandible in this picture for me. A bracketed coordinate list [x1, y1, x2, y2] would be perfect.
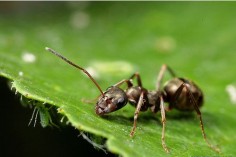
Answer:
[45, 47, 220, 153]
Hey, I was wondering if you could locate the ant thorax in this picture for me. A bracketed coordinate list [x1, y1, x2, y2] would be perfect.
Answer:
[126, 86, 162, 113]
[147, 90, 162, 113]
[126, 86, 149, 111]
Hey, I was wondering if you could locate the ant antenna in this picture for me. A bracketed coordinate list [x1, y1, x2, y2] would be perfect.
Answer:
[45, 47, 104, 96]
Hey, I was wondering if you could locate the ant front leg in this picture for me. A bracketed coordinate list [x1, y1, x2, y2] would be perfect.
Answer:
[156, 64, 176, 90]
[129, 72, 143, 87]
[130, 91, 144, 137]
[83, 79, 132, 104]
[114, 72, 143, 88]
[113, 79, 133, 88]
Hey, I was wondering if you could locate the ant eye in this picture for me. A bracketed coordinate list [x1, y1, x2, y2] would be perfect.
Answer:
[115, 97, 127, 110]
[117, 97, 125, 105]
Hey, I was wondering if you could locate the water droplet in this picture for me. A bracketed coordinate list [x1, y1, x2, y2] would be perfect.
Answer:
[70, 11, 90, 29]
[155, 36, 176, 53]
[226, 84, 236, 104]
[22, 52, 36, 63]
[18, 71, 23, 76]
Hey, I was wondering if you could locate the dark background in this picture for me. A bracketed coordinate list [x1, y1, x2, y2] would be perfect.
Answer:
[0, 2, 115, 156]
[0, 77, 115, 157]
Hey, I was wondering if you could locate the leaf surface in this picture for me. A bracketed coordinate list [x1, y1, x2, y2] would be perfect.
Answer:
[1, 2, 236, 157]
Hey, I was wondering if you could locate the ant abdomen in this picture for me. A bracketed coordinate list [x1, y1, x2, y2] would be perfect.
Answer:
[163, 78, 204, 111]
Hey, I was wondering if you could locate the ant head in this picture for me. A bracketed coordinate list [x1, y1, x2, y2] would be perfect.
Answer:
[95, 86, 128, 115]
[45, 48, 128, 115]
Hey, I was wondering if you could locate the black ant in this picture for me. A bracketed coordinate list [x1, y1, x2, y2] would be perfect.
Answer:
[45, 47, 220, 153]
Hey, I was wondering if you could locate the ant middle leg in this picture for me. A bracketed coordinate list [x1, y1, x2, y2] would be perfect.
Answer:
[160, 96, 170, 153]
[156, 64, 176, 90]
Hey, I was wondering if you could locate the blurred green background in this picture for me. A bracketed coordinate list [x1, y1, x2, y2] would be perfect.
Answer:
[1, 2, 236, 157]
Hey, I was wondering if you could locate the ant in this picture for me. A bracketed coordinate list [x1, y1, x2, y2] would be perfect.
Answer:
[45, 47, 220, 153]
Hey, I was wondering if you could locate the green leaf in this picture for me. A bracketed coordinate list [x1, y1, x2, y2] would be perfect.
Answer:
[1, 2, 236, 157]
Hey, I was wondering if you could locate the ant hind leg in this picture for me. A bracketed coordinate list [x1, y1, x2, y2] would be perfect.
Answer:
[175, 83, 221, 153]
